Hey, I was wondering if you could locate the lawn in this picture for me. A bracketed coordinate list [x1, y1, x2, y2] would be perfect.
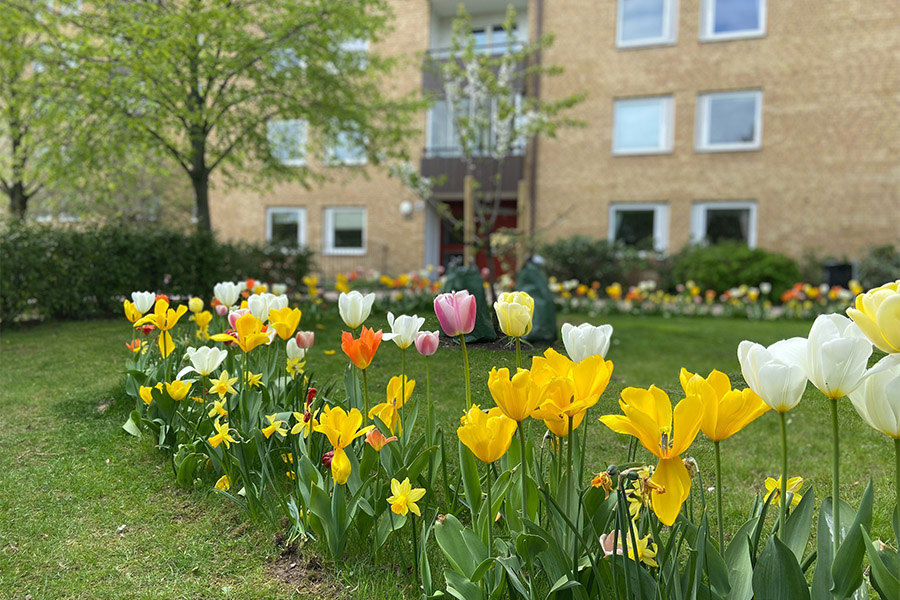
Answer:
[0, 312, 895, 599]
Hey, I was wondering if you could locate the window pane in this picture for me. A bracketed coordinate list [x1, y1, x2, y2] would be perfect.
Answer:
[614, 99, 665, 151]
[614, 210, 655, 247]
[708, 96, 757, 144]
[705, 208, 749, 244]
[714, 0, 760, 34]
[270, 211, 300, 246]
[621, 0, 665, 42]
[331, 209, 364, 250]
[491, 25, 518, 51]
[267, 119, 306, 165]
[334, 210, 363, 230]
[333, 131, 366, 164]
[471, 28, 487, 50]
[429, 101, 461, 157]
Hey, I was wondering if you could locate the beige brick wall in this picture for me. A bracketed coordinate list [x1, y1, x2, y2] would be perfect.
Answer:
[535, 0, 900, 261]
[209, 0, 431, 278]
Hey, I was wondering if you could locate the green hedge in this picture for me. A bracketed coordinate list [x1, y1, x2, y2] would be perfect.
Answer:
[0, 221, 313, 322]
[672, 242, 800, 298]
[539, 236, 668, 287]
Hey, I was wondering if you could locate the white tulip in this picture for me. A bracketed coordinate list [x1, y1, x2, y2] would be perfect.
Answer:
[338, 291, 376, 329]
[383, 312, 425, 349]
[180, 346, 228, 377]
[248, 293, 284, 322]
[131, 291, 156, 314]
[738, 340, 808, 413]
[272, 283, 288, 296]
[286, 338, 306, 361]
[771, 314, 873, 400]
[213, 281, 241, 309]
[561, 322, 613, 362]
[848, 360, 900, 438]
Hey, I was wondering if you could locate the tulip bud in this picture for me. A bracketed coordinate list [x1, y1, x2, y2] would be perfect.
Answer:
[215, 304, 229, 316]
[295, 331, 315, 349]
[321, 451, 334, 468]
[494, 291, 534, 338]
[414, 331, 440, 356]
[188, 297, 204, 314]
[434, 291, 477, 337]
[306, 387, 317, 405]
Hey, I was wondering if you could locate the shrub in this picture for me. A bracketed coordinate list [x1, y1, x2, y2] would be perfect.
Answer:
[539, 235, 667, 287]
[0, 221, 313, 322]
[672, 242, 800, 298]
[858, 245, 899, 289]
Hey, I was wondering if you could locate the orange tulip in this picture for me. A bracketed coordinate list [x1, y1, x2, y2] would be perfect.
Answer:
[341, 326, 383, 370]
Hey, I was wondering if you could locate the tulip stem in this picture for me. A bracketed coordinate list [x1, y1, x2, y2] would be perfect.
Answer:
[460, 335, 472, 410]
[486, 462, 493, 552]
[410, 514, 419, 587]
[519, 426, 528, 520]
[778, 412, 788, 541]
[830, 398, 841, 557]
[714, 441, 725, 550]
[895, 438, 900, 528]
[515, 337, 522, 369]
[362, 368, 370, 421]
[401, 348, 407, 436]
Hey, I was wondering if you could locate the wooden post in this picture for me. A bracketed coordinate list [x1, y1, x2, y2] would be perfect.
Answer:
[463, 175, 475, 267]
[516, 179, 530, 270]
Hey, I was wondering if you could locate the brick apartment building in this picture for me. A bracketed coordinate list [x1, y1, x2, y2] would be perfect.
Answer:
[210, 0, 900, 277]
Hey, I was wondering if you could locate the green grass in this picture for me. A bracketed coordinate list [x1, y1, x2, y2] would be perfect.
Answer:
[0, 313, 895, 598]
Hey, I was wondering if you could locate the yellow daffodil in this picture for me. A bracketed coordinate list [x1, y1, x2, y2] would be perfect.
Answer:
[133, 298, 188, 358]
[211, 313, 270, 353]
[600, 386, 702, 526]
[286, 357, 306, 379]
[262, 414, 287, 439]
[291, 409, 319, 438]
[457, 405, 518, 464]
[244, 371, 264, 388]
[215, 474, 230, 491]
[387, 477, 426, 517]
[679, 368, 769, 442]
[494, 291, 534, 338]
[314, 406, 374, 485]
[123, 300, 142, 324]
[764, 476, 804, 507]
[600, 532, 658, 568]
[487, 367, 545, 422]
[591, 471, 614, 498]
[209, 370, 238, 399]
[268, 307, 303, 341]
[165, 380, 191, 401]
[208, 399, 228, 419]
[847, 280, 900, 353]
[208, 420, 237, 449]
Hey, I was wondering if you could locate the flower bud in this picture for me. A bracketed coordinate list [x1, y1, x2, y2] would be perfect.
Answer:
[295, 330, 315, 349]
[414, 331, 440, 356]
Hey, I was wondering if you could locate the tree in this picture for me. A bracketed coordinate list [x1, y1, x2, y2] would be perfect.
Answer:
[69, 0, 420, 231]
[425, 5, 584, 288]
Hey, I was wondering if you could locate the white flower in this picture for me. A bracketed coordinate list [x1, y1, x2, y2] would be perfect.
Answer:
[179, 346, 228, 377]
[848, 358, 900, 438]
[213, 281, 241, 309]
[248, 293, 287, 323]
[271, 283, 288, 296]
[771, 314, 873, 399]
[131, 291, 156, 315]
[561, 322, 613, 362]
[383, 312, 425, 349]
[338, 291, 375, 329]
[286, 338, 306, 361]
[737, 340, 808, 413]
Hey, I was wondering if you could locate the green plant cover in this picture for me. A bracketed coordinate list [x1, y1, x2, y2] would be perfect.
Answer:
[516, 261, 557, 343]
[442, 266, 497, 343]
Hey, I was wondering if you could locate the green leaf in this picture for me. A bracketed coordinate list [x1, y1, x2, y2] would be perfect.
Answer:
[705, 539, 731, 598]
[812, 498, 856, 600]
[514, 533, 548, 563]
[435, 514, 480, 578]
[459, 444, 482, 515]
[724, 527, 755, 600]
[470, 557, 495, 583]
[444, 570, 484, 600]
[175, 452, 203, 487]
[122, 410, 142, 437]
[861, 526, 900, 599]
[752, 535, 810, 600]
[832, 479, 874, 598]
[375, 509, 406, 550]
[783, 486, 815, 561]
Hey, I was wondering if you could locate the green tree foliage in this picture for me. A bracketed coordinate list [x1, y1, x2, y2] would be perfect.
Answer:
[64, 0, 420, 230]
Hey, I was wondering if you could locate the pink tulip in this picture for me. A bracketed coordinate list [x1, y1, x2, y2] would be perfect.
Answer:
[215, 304, 229, 316]
[415, 331, 440, 356]
[434, 291, 477, 337]
[228, 308, 251, 329]
[295, 330, 315, 349]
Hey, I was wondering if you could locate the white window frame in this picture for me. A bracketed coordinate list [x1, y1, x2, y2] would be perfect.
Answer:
[695, 90, 763, 152]
[267, 119, 308, 167]
[608, 202, 670, 253]
[266, 207, 307, 248]
[612, 95, 675, 156]
[323, 206, 367, 256]
[691, 201, 757, 247]
[700, 0, 766, 42]
[616, 0, 679, 49]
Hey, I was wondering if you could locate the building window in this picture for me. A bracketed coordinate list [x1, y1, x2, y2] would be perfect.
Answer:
[700, 0, 766, 41]
[612, 96, 674, 155]
[266, 207, 307, 248]
[324, 207, 366, 255]
[427, 97, 525, 158]
[616, 0, 678, 48]
[691, 201, 757, 246]
[608, 203, 669, 252]
[695, 90, 762, 152]
[267, 119, 307, 166]
[327, 131, 367, 166]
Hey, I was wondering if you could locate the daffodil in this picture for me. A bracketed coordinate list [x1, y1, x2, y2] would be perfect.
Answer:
[244, 371, 264, 388]
[262, 414, 287, 439]
[764, 476, 803, 507]
[291, 409, 319, 438]
[268, 307, 303, 340]
[457, 405, 517, 464]
[387, 477, 426, 516]
[211, 313, 270, 353]
[209, 370, 238, 399]
[487, 367, 545, 422]
[286, 356, 306, 379]
[600, 386, 702, 526]
[314, 406, 374, 485]
[208, 399, 228, 419]
[165, 380, 191, 401]
[600, 532, 659, 568]
[133, 298, 188, 358]
[208, 420, 237, 449]
[215, 474, 230, 491]
[679, 368, 769, 442]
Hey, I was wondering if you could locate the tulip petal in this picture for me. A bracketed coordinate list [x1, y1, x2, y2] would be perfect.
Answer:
[650, 458, 691, 526]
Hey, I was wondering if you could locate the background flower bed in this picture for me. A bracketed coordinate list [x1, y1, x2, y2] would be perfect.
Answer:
[1, 312, 895, 598]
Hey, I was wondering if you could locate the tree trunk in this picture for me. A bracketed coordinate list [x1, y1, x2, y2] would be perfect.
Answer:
[191, 171, 211, 232]
[8, 181, 28, 218]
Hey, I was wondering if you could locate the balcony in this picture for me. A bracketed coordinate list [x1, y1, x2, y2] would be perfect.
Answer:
[420, 152, 524, 197]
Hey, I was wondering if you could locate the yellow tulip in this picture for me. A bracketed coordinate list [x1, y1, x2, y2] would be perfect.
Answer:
[133, 298, 188, 358]
[188, 297, 204, 314]
[385, 375, 415, 409]
[139, 385, 155, 406]
[457, 405, 517, 464]
[600, 386, 702, 526]
[532, 377, 586, 437]
[846, 280, 900, 353]
[494, 291, 534, 337]
[211, 313, 270, 353]
[368, 401, 402, 435]
[165, 380, 191, 401]
[487, 367, 545, 422]
[123, 300, 142, 324]
[268, 307, 303, 341]
[314, 406, 374, 485]
[679, 368, 769, 442]
[531, 348, 614, 416]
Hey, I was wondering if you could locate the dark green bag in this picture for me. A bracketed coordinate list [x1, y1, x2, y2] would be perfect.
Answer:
[442, 266, 498, 343]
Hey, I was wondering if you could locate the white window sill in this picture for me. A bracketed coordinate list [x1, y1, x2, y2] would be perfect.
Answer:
[695, 143, 761, 153]
[700, 30, 766, 43]
[612, 147, 674, 156]
[616, 38, 677, 50]
[322, 248, 367, 256]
